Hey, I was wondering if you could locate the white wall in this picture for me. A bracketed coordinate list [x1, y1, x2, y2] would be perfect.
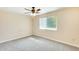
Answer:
[0, 10, 32, 43]
[33, 8, 79, 48]
[1, 7, 79, 48]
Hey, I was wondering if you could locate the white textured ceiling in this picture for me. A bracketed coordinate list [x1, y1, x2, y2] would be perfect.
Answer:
[0, 7, 61, 15]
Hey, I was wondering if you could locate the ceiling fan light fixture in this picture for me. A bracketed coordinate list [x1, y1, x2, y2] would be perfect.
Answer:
[24, 7, 41, 16]
[31, 13, 37, 16]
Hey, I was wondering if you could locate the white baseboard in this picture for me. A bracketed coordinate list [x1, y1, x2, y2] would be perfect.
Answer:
[0, 34, 32, 44]
[34, 34, 79, 48]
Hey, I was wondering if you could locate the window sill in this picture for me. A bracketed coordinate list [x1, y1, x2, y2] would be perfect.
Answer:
[40, 28, 57, 31]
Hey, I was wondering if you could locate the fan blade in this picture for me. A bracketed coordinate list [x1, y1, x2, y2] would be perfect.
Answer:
[25, 12, 31, 14]
[24, 8, 31, 11]
[37, 9, 41, 11]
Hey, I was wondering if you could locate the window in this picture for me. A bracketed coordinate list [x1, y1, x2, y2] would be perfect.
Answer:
[39, 16, 57, 30]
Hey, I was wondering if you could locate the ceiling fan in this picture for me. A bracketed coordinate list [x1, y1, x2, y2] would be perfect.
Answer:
[24, 7, 41, 15]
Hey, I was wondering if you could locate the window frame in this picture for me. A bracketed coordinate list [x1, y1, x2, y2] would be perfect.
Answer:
[39, 16, 58, 31]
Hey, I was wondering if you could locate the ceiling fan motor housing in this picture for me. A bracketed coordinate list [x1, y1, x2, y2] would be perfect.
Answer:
[25, 7, 41, 15]
[32, 7, 35, 13]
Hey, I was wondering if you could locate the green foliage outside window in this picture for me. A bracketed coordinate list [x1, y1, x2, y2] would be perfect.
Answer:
[47, 17, 56, 28]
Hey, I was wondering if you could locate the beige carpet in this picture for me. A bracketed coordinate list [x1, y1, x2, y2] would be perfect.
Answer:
[0, 35, 79, 51]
